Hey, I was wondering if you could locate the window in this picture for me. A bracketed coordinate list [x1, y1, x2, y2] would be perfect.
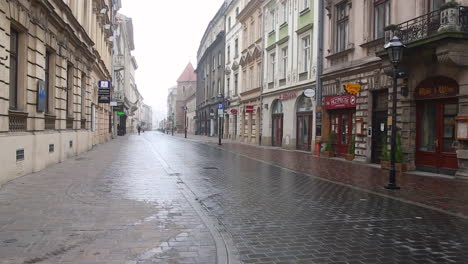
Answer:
[281, 1, 288, 24]
[250, 20, 255, 43]
[269, 9, 276, 32]
[9, 28, 19, 109]
[300, 0, 310, 11]
[66, 64, 73, 116]
[249, 66, 254, 90]
[242, 70, 246, 92]
[234, 73, 238, 95]
[81, 72, 86, 117]
[227, 78, 230, 97]
[300, 36, 310, 73]
[257, 61, 262, 87]
[258, 15, 262, 39]
[269, 52, 276, 83]
[236, 7, 239, 17]
[218, 51, 222, 67]
[235, 39, 239, 57]
[228, 17, 231, 30]
[280, 46, 288, 79]
[227, 45, 231, 63]
[213, 56, 216, 71]
[336, 2, 349, 52]
[374, 0, 390, 39]
[217, 79, 221, 95]
[429, 0, 445, 11]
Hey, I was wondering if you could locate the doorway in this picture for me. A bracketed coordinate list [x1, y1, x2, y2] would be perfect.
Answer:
[272, 100, 283, 147]
[371, 90, 388, 163]
[330, 110, 354, 156]
[416, 100, 458, 174]
[296, 95, 313, 151]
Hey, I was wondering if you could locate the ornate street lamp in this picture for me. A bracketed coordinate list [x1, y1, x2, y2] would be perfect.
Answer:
[217, 93, 224, 146]
[384, 36, 405, 190]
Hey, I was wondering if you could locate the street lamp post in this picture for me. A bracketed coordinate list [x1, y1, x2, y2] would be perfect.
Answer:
[184, 106, 188, 138]
[384, 36, 405, 190]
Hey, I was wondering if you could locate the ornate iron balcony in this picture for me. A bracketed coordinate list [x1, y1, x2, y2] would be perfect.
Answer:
[385, 6, 468, 45]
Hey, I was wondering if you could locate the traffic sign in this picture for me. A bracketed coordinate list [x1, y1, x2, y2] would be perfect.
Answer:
[98, 80, 111, 88]
[218, 103, 224, 110]
[303, 89, 315, 98]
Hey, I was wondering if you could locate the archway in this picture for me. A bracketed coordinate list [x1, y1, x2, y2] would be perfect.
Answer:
[296, 95, 313, 151]
[271, 99, 283, 147]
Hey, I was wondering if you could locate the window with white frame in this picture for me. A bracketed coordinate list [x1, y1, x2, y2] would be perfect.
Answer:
[299, 36, 310, 73]
[227, 45, 231, 63]
[300, 0, 310, 11]
[250, 20, 255, 43]
[280, 46, 288, 79]
[218, 51, 222, 66]
[269, 52, 276, 83]
[281, 1, 288, 25]
[228, 17, 231, 30]
[234, 73, 238, 95]
[269, 9, 275, 32]
[374, 0, 390, 39]
[336, 1, 349, 52]
[242, 69, 247, 91]
[227, 77, 230, 97]
[249, 66, 254, 90]
[235, 38, 239, 57]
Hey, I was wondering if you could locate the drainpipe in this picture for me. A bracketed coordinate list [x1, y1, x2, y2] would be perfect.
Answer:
[316, 0, 324, 105]
[259, 2, 266, 146]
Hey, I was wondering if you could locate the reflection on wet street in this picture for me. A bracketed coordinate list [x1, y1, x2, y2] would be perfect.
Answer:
[0, 132, 467, 264]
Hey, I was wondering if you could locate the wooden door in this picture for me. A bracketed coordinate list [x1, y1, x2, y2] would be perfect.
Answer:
[331, 111, 353, 156]
[272, 114, 283, 147]
[296, 113, 312, 151]
[371, 90, 388, 163]
[416, 100, 458, 173]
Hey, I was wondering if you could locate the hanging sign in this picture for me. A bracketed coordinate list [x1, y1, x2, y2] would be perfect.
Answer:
[344, 83, 361, 95]
[231, 109, 238, 115]
[324, 94, 357, 110]
[303, 89, 315, 98]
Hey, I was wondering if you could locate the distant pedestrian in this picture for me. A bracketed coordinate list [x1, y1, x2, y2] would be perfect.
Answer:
[137, 125, 141, 135]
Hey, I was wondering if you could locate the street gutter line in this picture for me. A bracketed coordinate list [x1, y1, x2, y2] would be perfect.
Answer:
[143, 135, 240, 264]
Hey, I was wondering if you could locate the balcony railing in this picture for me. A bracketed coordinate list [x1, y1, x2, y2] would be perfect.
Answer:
[385, 6, 468, 45]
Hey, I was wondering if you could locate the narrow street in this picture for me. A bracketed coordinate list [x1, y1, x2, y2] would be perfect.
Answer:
[1, 132, 467, 264]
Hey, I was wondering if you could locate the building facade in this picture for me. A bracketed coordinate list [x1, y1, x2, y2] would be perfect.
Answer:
[0, 0, 115, 184]
[261, 0, 319, 150]
[320, 0, 468, 178]
[175, 63, 197, 133]
[113, 13, 142, 136]
[196, 3, 227, 137]
[167, 86, 177, 132]
[223, 0, 246, 140]
[237, 0, 264, 144]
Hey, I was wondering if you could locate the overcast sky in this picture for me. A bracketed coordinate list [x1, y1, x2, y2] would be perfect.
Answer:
[119, 0, 225, 122]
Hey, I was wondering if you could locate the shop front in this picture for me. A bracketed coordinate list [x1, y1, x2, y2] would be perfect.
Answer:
[415, 76, 459, 175]
[324, 94, 357, 157]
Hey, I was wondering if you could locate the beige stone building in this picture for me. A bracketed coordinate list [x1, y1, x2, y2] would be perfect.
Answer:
[238, 0, 264, 144]
[320, 0, 468, 178]
[0, 0, 115, 184]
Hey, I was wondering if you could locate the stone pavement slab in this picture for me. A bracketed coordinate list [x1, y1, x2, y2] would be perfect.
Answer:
[0, 135, 216, 264]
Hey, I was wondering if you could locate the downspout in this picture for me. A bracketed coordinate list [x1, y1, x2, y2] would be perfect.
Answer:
[316, 0, 324, 105]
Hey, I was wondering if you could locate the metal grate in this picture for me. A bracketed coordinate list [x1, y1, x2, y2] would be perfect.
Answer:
[49, 144, 54, 153]
[16, 149, 24, 161]
[9, 111, 28, 132]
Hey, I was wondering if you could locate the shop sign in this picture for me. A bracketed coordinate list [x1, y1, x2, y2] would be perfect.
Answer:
[303, 89, 315, 98]
[344, 83, 361, 95]
[324, 94, 357, 110]
[117, 111, 125, 116]
[279, 91, 296, 100]
[245, 105, 254, 113]
[415, 76, 458, 99]
[231, 109, 238, 115]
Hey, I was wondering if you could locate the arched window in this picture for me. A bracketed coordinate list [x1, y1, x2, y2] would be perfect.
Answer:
[272, 100, 283, 114]
[296, 95, 313, 112]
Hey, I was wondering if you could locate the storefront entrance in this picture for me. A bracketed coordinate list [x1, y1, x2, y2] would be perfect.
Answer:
[371, 90, 388, 163]
[296, 95, 313, 151]
[415, 76, 459, 174]
[272, 100, 283, 147]
[330, 110, 354, 156]
[416, 100, 458, 173]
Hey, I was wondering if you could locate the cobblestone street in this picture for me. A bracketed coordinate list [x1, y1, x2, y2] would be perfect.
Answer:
[1, 132, 468, 263]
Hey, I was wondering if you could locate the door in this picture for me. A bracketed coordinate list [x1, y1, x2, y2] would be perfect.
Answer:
[330, 110, 354, 156]
[371, 90, 388, 163]
[416, 100, 458, 173]
[296, 113, 312, 151]
[272, 114, 283, 146]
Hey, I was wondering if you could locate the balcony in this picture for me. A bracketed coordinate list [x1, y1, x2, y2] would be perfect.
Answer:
[384, 6, 468, 46]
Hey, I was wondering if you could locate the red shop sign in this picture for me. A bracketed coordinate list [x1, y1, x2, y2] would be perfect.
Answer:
[279, 92, 296, 100]
[245, 105, 254, 113]
[231, 109, 238, 115]
[324, 94, 357, 110]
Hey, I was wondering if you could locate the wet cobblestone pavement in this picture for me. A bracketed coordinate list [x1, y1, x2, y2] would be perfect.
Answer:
[0, 132, 467, 264]
[158, 133, 468, 264]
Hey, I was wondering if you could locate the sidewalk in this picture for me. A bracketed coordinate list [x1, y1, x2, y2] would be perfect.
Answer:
[174, 133, 468, 217]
